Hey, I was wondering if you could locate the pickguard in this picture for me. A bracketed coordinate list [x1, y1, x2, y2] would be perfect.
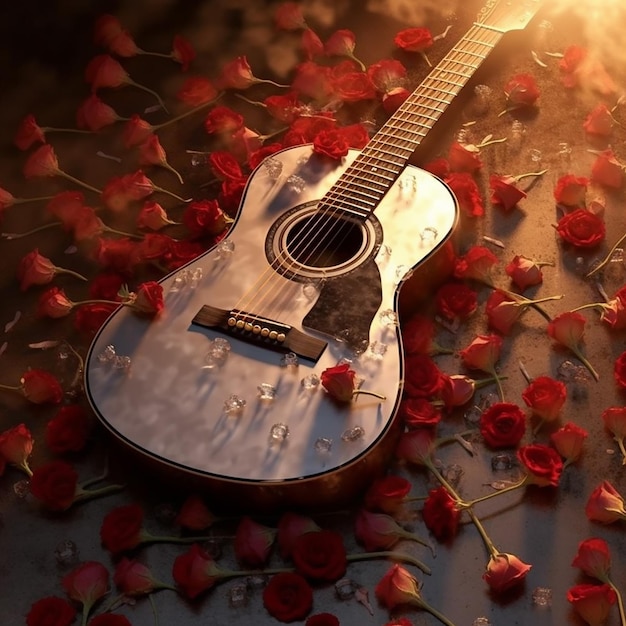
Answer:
[303, 258, 383, 352]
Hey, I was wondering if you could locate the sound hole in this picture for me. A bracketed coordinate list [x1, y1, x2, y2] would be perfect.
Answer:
[285, 213, 364, 269]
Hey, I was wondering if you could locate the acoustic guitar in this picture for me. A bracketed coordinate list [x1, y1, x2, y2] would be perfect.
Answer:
[85, 0, 542, 511]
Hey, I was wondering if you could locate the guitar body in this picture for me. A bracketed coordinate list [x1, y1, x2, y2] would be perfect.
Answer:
[85, 144, 458, 511]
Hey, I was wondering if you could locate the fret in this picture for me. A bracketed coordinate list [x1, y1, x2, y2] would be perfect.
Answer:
[473, 22, 505, 34]
[422, 84, 458, 97]
[366, 137, 420, 154]
[318, 196, 375, 215]
[451, 47, 487, 58]
[459, 37, 495, 48]
[388, 114, 437, 128]
[322, 188, 378, 208]
[443, 58, 478, 69]
[419, 94, 451, 105]
[326, 183, 380, 204]
[343, 172, 394, 191]
[356, 160, 399, 178]
[439, 68, 473, 79]
[361, 144, 411, 164]
[428, 76, 467, 88]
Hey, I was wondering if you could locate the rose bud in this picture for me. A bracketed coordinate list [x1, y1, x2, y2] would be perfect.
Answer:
[483, 552, 532, 593]
[517, 444, 563, 487]
[234, 516, 276, 568]
[567, 583, 616, 626]
[571, 537, 612, 581]
[551, 422, 588, 465]
[585, 481, 626, 524]
[277, 512, 321, 560]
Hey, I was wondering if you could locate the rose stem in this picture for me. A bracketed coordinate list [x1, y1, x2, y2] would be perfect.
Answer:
[346, 551, 431, 575]
[461, 477, 528, 508]
[127, 79, 169, 114]
[152, 95, 222, 131]
[55, 170, 102, 195]
[587, 230, 626, 278]
[1, 222, 62, 239]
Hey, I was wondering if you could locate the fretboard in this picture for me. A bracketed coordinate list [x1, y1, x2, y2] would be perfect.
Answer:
[319, 21, 506, 219]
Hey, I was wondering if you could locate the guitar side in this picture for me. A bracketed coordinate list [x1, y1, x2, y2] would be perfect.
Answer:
[84, 145, 458, 510]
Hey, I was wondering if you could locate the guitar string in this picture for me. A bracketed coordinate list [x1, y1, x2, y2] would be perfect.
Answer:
[228, 23, 503, 328]
[230, 24, 501, 325]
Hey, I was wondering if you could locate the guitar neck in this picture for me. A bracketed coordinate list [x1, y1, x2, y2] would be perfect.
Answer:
[319, 20, 507, 220]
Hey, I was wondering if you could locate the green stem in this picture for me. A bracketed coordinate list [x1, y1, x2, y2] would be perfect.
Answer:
[74, 483, 126, 504]
[127, 79, 169, 114]
[608, 579, 626, 626]
[420, 51, 432, 67]
[461, 477, 528, 508]
[55, 267, 88, 282]
[353, 389, 386, 401]
[161, 161, 185, 185]
[570, 345, 599, 382]
[81, 605, 88, 626]
[532, 417, 545, 438]
[513, 169, 548, 181]
[1, 221, 61, 240]
[139, 50, 174, 60]
[153, 95, 222, 131]
[0, 382, 22, 393]
[18, 460, 34, 478]
[435, 429, 478, 448]
[12, 195, 57, 204]
[253, 78, 290, 89]
[489, 367, 505, 402]
[102, 225, 144, 239]
[346, 551, 431, 575]
[466, 507, 498, 557]
[424, 459, 463, 504]
[151, 185, 191, 203]
[417, 598, 457, 626]
[73, 298, 122, 307]
[42, 126, 93, 135]
[348, 53, 366, 72]
[615, 436, 626, 466]
[220, 566, 293, 578]
[587, 230, 626, 278]
[569, 303, 605, 314]
[56, 170, 102, 195]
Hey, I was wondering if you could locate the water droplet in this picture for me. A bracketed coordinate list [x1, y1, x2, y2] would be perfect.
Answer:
[532, 586, 553, 607]
[269, 423, 289, 443]
[246, 574, 268, 590]
[365, 341, 388, 360]
[300, 374, 320, 390]
[491, 453, 516, 472]
[280, 352, 299, 368]
[228, 582, 250, 608]
[378, 309, 398, 328]
[54, 540, 79, 567]
[335, 578, 357, 600]
[472, 618, 492, 626]
[113, 356, 131, 370]
[342, 425, 365, 442]
[287, 174, 306, 193]
[215, 239, 235, 260]
[420, 226, 438, 244]
[224, 394, 246, 415]
[610, 248, 624, 264]
[97, 345, 116, 363]
[257, 383, 277, 401]
[464, 404, 482, 424]
[314, 437, 333, 453]
[263, 156, 283, 180]
[13, 479, 30, 499]
[190, 153, 208, 167]
[204, 338, 232, 369]
[443, 463, 464, 487]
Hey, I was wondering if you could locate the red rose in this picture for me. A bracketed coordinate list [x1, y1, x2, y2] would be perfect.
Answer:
[262, 572, 313, 622]
[15, 114, 46, 151]
[448, 141, 482, 173]
[175, 494, 216, 531]
[45, 405, 91, 454]
[132, 281, 164, 316]
[313, 128, 350, 160]
[204, 105, 244, 134]
[320, 363, 356, 402]
[517, 444, 563, 486]
[395, 429, 435, 466]
[277, 512, 320, 559]
[37, 287, 75, 319]
[132, 233, 174, 264]
[183, 199, 227, 238]
[0, 423, 34, 468]
[555, 209, 605, 248]
[172, 543, 222, 599]
[591, 150, 624, 188]
[614, 351, 626, 389]
[74, 303, 117, 336]
[100, 504, 145, 553]
[435, 281, 478, 321]
[571, 537, 611, 580]
[479, 402, 526, 449]
[234, 516, 276, 568]
[177, 77, 217, 106]
[505, 255, 544, 291]
[291, 530, 347, 583]
[460, 334, 502, 373]
[338, 123, 370, 149]
[21, 368, 64, 404]
[422, 486, 460, 542]
[355, 509, 410, 551]
[219, 177, 247, 212]
[331, 72, 376, 103]
[375, 564, 421, 609]
[364, 475, 412, 515]
[399, 397, 442, 429]
[485, 290, 523, 335]
[454, 245, 498, 283]
[521, 376, 567, 422]
[424, 157, 450, 179]
[114, 558, 161, 595]
[306, 614, 340, 626]
[393, 27, 433, 52]
[93, 237, 135, 272]
[553, 174, 588, 206]
[445, 172, 484, 217]
[208, 151, 243, 181]
[489, 175, 526, 211]
[550, 422, 587, 463]
[26, 596, 76, 626]
[503, 73, 540, 107]
[585, 481, 626, 523]
[483, 552, 532, 593]
[403, 355, 444, 399]
[567, 583, 616, 625]
[62, 561, 109, 607]
[30, 460, 78, 511]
